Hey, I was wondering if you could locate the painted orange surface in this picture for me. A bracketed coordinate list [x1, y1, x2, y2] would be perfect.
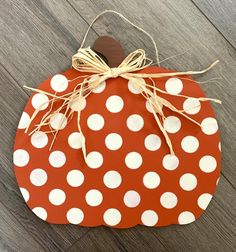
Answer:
[14, 66, 221, 228]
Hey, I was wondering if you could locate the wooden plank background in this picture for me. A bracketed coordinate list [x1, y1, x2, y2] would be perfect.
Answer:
[0, 0, 235, 251]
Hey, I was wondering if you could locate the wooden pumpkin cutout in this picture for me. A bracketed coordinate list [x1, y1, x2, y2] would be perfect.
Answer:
[13, 10, 221, 228]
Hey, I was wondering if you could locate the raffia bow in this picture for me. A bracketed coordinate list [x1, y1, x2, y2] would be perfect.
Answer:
[24, 46, 221, 163]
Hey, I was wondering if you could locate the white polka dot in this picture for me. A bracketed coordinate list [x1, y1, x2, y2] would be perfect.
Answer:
[141, 210, 158, 226]
[13, 149, 29, 167]
[201, 117, 218, 135]
[30, 169, 48, 186]
[86, 151, 103, 169]
[18, 112, 30, 129]
[160, 192, 178, 209]
[127, 114, 144, 132]
[165, 78, 183, 95]
[123, 190, 141, 208]
[144, 134, 161, 151]
[31, 93, 49, 111]
[162, 154, 179, 170]
[181, 136, 199, 153]
[68, 132, 83, 149]
[146, 100, 152, 113]
[32, 207, 47, 221]
[164, 116, 181, 133]
[67, 170, 84, 187]
[199, 155, 217, 173]
[216, 177, 220, 185]
[143, 172, 160, 189]
[66, 208, 84, 224]
[178, 211, 195, 224]
[20, 188, 30, 202]
[179, 173, 197, 191]
[50, 74, 68, 92]
[103, 171, 122, 189]
[125, 152, 143, 169]
[197, 193, 213, 210]
[146, 98, 163, 113]
[49, 151, 66, 168]
[105, 133, 123, 150]
[218, 142, 221, 152]
[49, 189, 66, 206]
[91, 79, 106, 93]
[128, 78, 144, 94]
[103, 208, 121, 226]
[49, 113, 67, 130]
[106, 95, 124, 113]
[31, 131, 48, 148]
[87, 114, 104, 131]
[85, 189, 103, 206]
[70, 97, 86, 111]
[183, 98, 201, 115]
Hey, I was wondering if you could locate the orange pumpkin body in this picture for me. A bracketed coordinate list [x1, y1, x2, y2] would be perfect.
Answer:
[14, 66, 221, 227]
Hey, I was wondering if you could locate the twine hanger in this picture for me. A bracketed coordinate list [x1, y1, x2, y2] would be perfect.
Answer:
[80, 10, 160, 66]
[24, 10, 221, 163]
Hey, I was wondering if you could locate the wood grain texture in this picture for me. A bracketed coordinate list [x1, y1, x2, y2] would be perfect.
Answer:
[0, 0, 235, 251]
[67, 226, 169, 251]
[0, 202, 42, 252]
[0, 65, 89, 251]
[192, 0, 236, 48]
[67, 227, 127, 252]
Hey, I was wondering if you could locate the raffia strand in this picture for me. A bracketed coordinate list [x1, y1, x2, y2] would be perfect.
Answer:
[24, 47, 221, 165]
